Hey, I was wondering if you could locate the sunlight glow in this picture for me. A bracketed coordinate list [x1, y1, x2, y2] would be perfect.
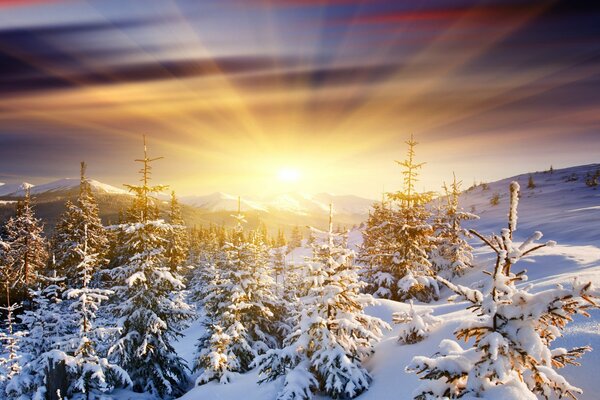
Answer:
[277, 168, 301, 183]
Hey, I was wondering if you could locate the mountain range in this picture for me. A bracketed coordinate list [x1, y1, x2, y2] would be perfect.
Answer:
[2, 163, 599, 239]
[0, 179, 374, 233]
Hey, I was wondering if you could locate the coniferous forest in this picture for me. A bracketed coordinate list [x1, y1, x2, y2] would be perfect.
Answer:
[1, 137, 598, 400]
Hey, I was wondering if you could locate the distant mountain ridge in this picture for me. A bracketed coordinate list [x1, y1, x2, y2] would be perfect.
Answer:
[0, 178, 128, 197]
[1, 178, 374, 217]
[0, 178, 375, 234]
[180, 191, 374, 216]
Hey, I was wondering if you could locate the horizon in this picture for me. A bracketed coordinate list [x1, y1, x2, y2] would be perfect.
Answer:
[1, 161, 598, 202]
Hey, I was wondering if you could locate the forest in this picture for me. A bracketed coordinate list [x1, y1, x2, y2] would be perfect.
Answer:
[0, 137, 598, 400]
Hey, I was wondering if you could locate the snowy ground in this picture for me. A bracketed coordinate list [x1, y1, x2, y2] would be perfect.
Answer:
[125, 164, 600, 399]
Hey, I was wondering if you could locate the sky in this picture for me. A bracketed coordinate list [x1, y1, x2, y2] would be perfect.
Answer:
[0, 0, 599, 199]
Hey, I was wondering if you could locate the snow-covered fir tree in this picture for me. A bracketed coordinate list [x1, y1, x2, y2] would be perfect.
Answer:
[6, 271, 71, 399]
[108, 137, 193, 398]
[3, 187, 48, 297]
[195, 201, 281, 385]
[189, 226, 224, 306]
[407, 182, 600, 399]
[359, 200, 396, 297]
[360, 135, 438, 301]
[256, 205, 390, 400]
[51, 162, 108, 287]
[63, 225, 131, 398]
[429, 174, 478, 278]
[0, 283, 22, 389]
[288, 225, 302, 251]
[165, 191, 190, 274]
[393, 300, 440, 344]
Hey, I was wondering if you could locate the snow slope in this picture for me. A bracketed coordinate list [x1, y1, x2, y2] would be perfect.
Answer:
[0, 182, 32, 197]
[175, 164, 600, 400]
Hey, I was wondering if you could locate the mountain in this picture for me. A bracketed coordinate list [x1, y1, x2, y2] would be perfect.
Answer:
[0, 178, 128, 197]
[180, 191, 374, 217]
[0, 182, 33, 197]
[0, 179, 374, 234]
[181, 192, 268, 212]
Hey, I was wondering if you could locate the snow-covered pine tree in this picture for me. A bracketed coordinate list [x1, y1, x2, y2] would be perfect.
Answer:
[256, 204, 390, 400]
[361, 135, 437, 301]
[52, 162, 108, 287]
[195, 200, 280, 385]
[288, 225, 302, 251]
[4, 187, 48, 298]
[407, 181, 600, 399]
[6, 271, 71, 400]
[64, 225, 131, 398]
[359, 199, 396, 298]
[189, 226, 223, 306]
[165, 191, 190, 274]
[429, 174, 478, 278]
[108, 136, 193, 398]
[0, 283, 22, 388]
[393, 300, 440, 344]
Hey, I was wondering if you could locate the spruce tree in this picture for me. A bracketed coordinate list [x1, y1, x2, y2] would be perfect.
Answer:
[165, 191, 190, 274]
[407, 182, 600, 399]
[6, 271, 71, 399]
[288, 225, 302, 251]
[195, 201, 280, 385]
[64, 225, 131, 397]
[361, 135, 437, 301]
[52, 162, 108, 287]
[4, 187, 48, 298]
[429, 174, 478, 278]
[108, 136, 192, 398]
[256, 205, 390, 400]
[0, 283, 22, 389]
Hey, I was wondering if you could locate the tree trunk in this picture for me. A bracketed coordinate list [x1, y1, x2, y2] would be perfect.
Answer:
[45, 358, 69, 400]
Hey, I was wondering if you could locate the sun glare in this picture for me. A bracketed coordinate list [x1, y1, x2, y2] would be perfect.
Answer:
[277, 167, 301, 183]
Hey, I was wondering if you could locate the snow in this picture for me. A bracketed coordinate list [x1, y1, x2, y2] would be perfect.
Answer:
[173, 164, 600, 400]
[5, 164, 600, 399]
[0, 182, 32, 197]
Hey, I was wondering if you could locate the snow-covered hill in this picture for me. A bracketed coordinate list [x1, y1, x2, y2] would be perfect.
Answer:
[0, 182, 33, 197]
[0, 178, 129, 197]
[174, 163, 600, 400]
[458, 164, 600, 243]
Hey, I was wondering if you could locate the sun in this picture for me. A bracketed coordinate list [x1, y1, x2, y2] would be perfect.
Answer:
[277, 167, 301, 183]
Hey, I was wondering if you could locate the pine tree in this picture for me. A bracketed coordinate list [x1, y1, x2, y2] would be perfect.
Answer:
[64, 225, 131, 398]
[4, 187, 48, 298]
[288, 225, 302, 251]
[165, 191, 190, 274]
[361, 135, 438, 301]
[256, 205, 390, 400]
[195, 200, 281, 385]
[407, 182, 600, 399]
[6, 271, 71, 399]
[429, 174, 478, 278]
[108, 136, 193, 398]
[359, 201, 396, 297]
[0, 283, 22, 389]
[52, 162, 108, 287]
[527, 174, 536, 189]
